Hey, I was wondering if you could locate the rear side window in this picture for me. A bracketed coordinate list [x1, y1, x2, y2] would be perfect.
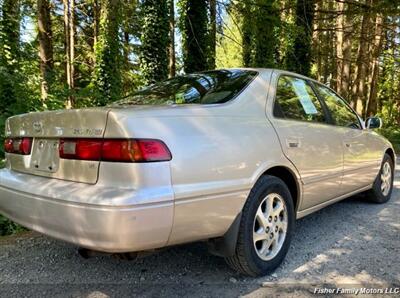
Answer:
[273, 76, 326, 123]
[313, 84, 361, 129]
[112, 69, 257, 106]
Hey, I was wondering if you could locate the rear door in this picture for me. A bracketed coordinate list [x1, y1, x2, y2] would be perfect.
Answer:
[312, 83, 377, 192]
[267, 73, 344, 211]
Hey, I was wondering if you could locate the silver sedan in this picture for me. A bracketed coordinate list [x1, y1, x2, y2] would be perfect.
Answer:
[0, 69, 395, 276]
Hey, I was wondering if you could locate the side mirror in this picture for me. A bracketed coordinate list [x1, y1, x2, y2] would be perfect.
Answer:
[366, 117, 383, 129]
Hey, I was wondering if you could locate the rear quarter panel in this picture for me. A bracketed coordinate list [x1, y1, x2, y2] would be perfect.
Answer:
[104, 70, 300, 244]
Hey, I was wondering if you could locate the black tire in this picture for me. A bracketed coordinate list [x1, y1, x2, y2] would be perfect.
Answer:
[365, 153, 394, 204]
[225, 175, 295, 276]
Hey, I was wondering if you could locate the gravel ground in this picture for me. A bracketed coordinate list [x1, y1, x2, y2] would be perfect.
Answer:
[1, 160, 399, 297]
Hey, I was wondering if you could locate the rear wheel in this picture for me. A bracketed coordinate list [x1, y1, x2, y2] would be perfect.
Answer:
[225, 175, 295, 276]
[365, 153, 394, 204]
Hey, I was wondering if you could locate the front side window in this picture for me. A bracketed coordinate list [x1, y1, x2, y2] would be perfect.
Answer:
[314, 84, 361, 129]
[111, 69, 257, 106]
[273, 76, 326, 123]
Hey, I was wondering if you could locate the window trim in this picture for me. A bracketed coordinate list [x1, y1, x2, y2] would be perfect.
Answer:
[311, 81, 363, 130]
[271, 74, 331, 125]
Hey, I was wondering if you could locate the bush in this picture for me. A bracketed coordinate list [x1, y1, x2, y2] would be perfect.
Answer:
[0, 216, 26, 236]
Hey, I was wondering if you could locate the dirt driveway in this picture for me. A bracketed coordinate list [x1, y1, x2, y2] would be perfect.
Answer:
[1, 161, 399, 297]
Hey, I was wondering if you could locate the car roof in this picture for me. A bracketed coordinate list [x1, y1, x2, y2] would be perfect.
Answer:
[218, 68, 321, 85]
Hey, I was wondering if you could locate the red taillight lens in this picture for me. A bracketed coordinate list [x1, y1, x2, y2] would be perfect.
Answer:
[4, 137, 32, 155]
[102, 140, 137, 162]
[20, 138, 32, 155]
[4, 138, 13, 153]
[59, 139, 102, 161]
[59, 139, 171, 163]
[135, 139, 172, 162]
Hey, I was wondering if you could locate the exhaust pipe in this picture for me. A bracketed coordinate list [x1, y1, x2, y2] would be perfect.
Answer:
[77, 247, 138, 261]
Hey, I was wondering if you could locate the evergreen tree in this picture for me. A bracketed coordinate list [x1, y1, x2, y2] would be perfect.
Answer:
[93, 0, 122, 105]
[140, 0, 169, 84]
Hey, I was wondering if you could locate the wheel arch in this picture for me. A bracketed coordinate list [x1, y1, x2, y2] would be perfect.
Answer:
[208, 164, 301, 258]
[260, 166, 301, 212]
[385, 147, 396, 164]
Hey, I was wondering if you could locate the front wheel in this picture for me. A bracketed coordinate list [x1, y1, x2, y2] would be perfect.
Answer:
[225, 175, 295, 276]
[365, 153, 394, 204]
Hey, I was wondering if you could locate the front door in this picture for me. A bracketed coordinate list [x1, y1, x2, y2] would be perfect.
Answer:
[312, 83, 376, 193]
[267, 73, 344, 211]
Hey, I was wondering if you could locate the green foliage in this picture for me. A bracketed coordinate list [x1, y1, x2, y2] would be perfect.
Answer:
[379, 128, 400, 153]
[378, 105, 400, 153]
[0, 215, 27, 236]
[234, 0, 280, 68]
[216, 11, 242, 68]
[93, 0, 123, 105]
[0, 0, 34, 157]
[139, 0, 169, 84]
[253, 0, 279, 68]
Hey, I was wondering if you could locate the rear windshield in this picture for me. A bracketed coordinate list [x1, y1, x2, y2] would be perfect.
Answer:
[112, 69, 257, 106]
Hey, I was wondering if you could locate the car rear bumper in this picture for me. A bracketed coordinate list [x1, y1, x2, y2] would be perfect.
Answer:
[0, 169, 174, 253]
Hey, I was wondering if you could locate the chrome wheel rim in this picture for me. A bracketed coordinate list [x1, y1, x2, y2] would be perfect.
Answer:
[381, 161, 392, 196]
[253, 193, 288, 261]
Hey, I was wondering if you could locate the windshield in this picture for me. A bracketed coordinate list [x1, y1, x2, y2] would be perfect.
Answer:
[112, 69, 257, 106]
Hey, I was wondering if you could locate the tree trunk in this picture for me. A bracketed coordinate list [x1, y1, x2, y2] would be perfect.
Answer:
[123, 31, 130, 67]
[209, 0, 216, 69]
[183, 0, 209, 72]
[352, 0, 373, 114]
[37, 0, 54, 103]
[168, 0, 176, 78]
[253, 0, 279, 68]
[63, 0, 75, 109]
[341, 5, 352, 101]
[287, 0, 315, 76]
[366, 15, 384, 117]
[93, 0, 100, 57]
[241, 1, 252, 67]
[140, 0, 169, 83]
[313, 0, 322, 81]
[336, 1, 344, 93]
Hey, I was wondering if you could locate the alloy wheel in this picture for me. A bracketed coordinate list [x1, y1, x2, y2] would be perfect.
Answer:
[381, 161, 392, 196]
[253, 193, 288, 261]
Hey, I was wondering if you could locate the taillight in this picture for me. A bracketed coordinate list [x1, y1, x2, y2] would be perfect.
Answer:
[4, 137, 32, 155]
[4, 138, 13, 153]
[59, 139, 102, 161]
[59, 139, 171, 162]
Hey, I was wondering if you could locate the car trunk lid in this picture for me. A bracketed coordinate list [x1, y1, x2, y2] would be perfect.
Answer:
[5, 108, 110, 184]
